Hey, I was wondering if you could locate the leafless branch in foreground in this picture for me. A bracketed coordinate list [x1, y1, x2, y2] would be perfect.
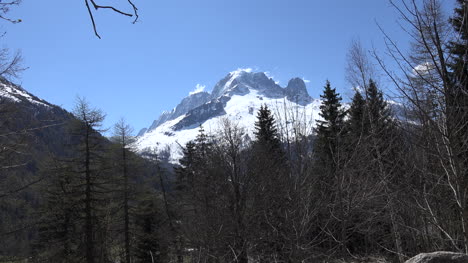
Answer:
[85, 0, 139, 39]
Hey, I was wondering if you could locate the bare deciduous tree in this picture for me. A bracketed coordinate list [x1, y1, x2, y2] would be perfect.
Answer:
[374, 0, 468, 253]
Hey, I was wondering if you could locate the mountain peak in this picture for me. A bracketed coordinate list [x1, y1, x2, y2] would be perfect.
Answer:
[285, 78, 312, 105]
[138, 69, 316, 140]
[135, 69, 322, 161]
[211, 69, 284, 99]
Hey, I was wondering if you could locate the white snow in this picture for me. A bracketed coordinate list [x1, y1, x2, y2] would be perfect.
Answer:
[189, 84, 206, 95]
[225, 68, 254, 88]
[230, 68, 252, 75]
[0, 82, 50, 107]
[134, 89, 323, 163]
[0, 84, 21, 102]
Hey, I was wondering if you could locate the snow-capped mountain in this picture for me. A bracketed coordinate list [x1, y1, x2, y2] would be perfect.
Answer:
[134, 69, 323, 161]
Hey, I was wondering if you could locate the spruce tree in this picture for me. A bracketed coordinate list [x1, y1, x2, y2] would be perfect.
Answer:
[361, 79, 403, 254]
[175, 141, 196, 192]
[365, 79, 391, 135]
[250, 105, 291, 261]
[174, 126, 221, 261]
[315, 80, 346, 164]
[253, 104, 281, 151]
[449, 0, 468, 87]
[448, 0, 468, 167]
[313, 81, 349, 252]
[347, 90, 366, 136]
[134, 198, 168, 263]
[194, 125, 212, 159]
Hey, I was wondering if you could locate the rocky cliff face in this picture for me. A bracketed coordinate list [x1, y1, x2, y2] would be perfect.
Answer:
[145, 91, 211, 134]
[285, 77, 312, 105]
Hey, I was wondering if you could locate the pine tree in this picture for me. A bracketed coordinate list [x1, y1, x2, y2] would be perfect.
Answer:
[449, 0, 468, 87]
[254, 105, 281, 147]
[315, 80, 346, 165]
[365, 79, 391, 135]
[175, 141, 196, 192]
[194, 125, 212, 160]
[361, 79, 404, 255]
[448, 0, 468, 172]
[347, 90, 366, 136]
[250, 105, 291, 261]
[134, 198, 168, 263]
[313, 81, 349, 252]
[174, 126, 222, 261]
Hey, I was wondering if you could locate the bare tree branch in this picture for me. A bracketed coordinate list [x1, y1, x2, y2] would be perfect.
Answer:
[85, 0, 139, 39]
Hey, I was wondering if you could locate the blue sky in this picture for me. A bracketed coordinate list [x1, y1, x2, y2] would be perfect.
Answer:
[2, 0, 454, 133]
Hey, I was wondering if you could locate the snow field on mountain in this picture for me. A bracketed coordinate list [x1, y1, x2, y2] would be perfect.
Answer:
[134, 89, 323, 162]
[0, 82, 50, 107]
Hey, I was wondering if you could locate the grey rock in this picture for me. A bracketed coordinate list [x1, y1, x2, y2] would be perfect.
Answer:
[405, 252, 468, 263]
[137, 128, 147, 137]
[172, 96, 230, 131]
[210, 71, 284, 100]
[147, 91, 210, 132]
[285, 77, 312, 106]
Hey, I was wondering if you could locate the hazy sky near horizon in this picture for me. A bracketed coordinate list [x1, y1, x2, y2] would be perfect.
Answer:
[2, 0, 455, 133]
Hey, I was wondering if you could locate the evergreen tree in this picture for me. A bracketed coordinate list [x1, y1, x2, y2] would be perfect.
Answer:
[250, 105, 291, 261]
[448, 0, 468, 171]
[315, 80, 346, 165]
[175, 126, 224, 262]
[313, 81, 349, 252]
[175, 141, 196, 192]
[134, 198, 168, 263]
[35, 160, 81, 262]
[365, 79, 391, 135]
[449, 0, 468, 87]
[448, 0, 468, 251]
[194, 125, 212, 160]
[347, 90, 366, 136]
[253, 104, 281, 151]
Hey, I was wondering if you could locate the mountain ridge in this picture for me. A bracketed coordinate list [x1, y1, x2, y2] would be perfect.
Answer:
[134, 69, 320, 162]
[139, 69, 313, 135]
